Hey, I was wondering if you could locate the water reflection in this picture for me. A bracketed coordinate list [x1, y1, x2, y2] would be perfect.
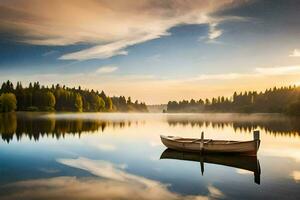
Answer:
[0, 113, 299, 143]
[167, 114, 300, 136]
[0, 113, 299, 199]
[0, 113, 139, 142]
[160, 149, 261, 184]
[0, 157, 224, 200]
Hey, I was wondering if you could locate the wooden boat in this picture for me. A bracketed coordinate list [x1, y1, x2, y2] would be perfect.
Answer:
[160, 131, 260, 156]
[160, 148, 261, 184]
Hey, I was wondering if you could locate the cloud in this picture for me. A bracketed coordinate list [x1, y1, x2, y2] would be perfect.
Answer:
[192, 65, 300, 81]
[255, 66, 300, 75]
[42, 50, 59, 57]
[198, 16, 248, 43]
[96, 66, 118, 74]
[0, 0, 246, 60]
[208, 23, 223, 41]
[289, 49, 300, 57]
[194, 73, 245, 81]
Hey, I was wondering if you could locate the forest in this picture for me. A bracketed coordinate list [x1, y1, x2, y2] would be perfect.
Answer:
[166, 85, 300, 115]
[0, 80, 148, 113]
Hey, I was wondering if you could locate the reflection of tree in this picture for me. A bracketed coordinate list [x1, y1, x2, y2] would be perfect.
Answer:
[0, 113, 137, 142]
[167, 115, 300, 137]
[0, 113, 17, 141]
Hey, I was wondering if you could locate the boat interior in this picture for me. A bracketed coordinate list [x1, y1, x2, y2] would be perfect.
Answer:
[165, 135, 249, 144]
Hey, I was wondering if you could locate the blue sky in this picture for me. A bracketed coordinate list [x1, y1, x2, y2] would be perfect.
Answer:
[0, 0, 300, 104]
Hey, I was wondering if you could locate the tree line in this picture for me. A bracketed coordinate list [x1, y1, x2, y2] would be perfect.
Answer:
[166, 85, 300, 115]
[0, 80, 148, 113]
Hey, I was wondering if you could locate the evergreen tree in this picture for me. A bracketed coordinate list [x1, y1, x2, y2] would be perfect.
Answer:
[0, 93, 17, 112]
[0, 80, 148, 113]
[166, 85, 300, 114]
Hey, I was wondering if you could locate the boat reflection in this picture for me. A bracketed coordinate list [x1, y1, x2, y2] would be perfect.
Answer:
[160, 148, 261, 184]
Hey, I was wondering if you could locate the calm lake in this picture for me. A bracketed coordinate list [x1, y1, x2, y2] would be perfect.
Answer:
[0, 112, 299, 200]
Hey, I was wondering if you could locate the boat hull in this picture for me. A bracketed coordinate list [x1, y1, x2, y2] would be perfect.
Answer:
[160, 135, 260, 155]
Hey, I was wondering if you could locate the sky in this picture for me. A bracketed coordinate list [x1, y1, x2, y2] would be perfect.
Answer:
[0, 0, 300, 104]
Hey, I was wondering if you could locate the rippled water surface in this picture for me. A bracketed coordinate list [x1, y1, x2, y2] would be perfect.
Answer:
[0, 112, 299, 200]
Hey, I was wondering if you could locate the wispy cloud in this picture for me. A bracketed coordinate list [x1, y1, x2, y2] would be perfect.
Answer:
[96, 66, 118, 74]
[199, 15, 248, 44]
[42, 50, 59, 57]
[60, 41, 130, 60]
[192, 65, 300, 81]
[289, 49, 300, 57]
[255, 66, 300, 75]
[0, 0, 246, 61]
[194, 73, 244, 81]
[208, 23, 223, 41]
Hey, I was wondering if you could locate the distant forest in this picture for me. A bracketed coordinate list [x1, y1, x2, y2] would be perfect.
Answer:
[0, 80, 148, 113]
[166, 85, 300, 115]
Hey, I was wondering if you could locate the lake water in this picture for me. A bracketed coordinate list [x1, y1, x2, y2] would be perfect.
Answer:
[0, 112, 299, 200]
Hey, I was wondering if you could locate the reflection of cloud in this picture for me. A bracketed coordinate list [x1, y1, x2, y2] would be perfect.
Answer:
[291, 171, 300, 182]
[289, 49, 300, 57]
[2, 157, 224, 200]
[149, 155, 158, 161]
[264, 149, 300, 163]
[150, 140, 162, 147]
[57, 158, 131, 182]
[208, 184, 224, 199]
[96, 143, 117, 151]
[2, 176, 205, 200]
[236, 169, 252, 175]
